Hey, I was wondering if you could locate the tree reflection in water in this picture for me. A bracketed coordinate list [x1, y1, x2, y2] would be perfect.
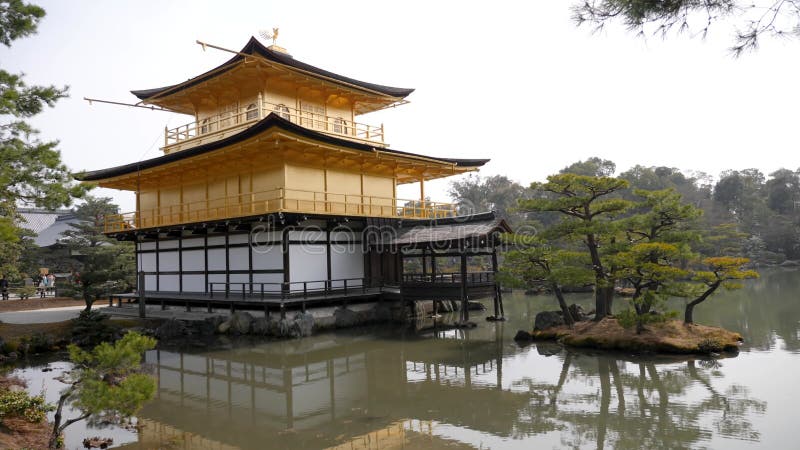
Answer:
[515, 349, 767, 449]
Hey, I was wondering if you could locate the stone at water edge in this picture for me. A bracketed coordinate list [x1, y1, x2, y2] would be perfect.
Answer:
[229, 311, 254, 334]
[155, 318, 187, 339]
[290, 312, 315, 338]
[334, 306, 359, 328]
[534, 311, 565, 331]
[568, 304, 588, 322]
[217, 320, 231, 334]
[514, 330, 533, 341]
[251, 317, 270, 335]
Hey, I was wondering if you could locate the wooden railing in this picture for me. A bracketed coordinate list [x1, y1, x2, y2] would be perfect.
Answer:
[402, 272, 496, 284]
[208, 277, 372, 300]
[164, 99, 385, 151]
[103, 188, 456, 233]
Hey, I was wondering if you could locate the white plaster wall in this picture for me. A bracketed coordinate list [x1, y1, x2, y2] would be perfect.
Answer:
[182, 275, 205, 292]
[229, 233, 249, 244]
[252, 245, 282, 270]
[158, 251, 179, 272]
[160, 240, 179, 249]
[182, 237, 205, 248]
[229, 273, 249, 284]
[181, 250, 205, 271]
[251, 229, 281, 245]
[207, 248, 226, 271]
[252, 273, 282, 292]
[331, 246, 364, 287]
[290, 244, 326, 290]
[289, 229, 325, 241]
[229, 247, 249, 271]
[207, 236, 226, 245]
[139, 242, 156, 251]
[159, 275, 179, 291]
[144, 274, 157, 290]
[140, 253, 156, 272]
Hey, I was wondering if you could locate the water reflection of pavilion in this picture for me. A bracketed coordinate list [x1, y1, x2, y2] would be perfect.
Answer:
[139, 324, 524, 448]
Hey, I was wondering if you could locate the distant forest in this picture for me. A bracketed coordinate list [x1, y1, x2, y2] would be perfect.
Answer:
[448, 158, 800, 263]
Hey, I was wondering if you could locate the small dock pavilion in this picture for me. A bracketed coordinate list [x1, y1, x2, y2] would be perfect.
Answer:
[390, 212, 512, 323]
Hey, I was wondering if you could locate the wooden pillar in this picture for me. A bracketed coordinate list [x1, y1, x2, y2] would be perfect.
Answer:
[203, 233, 209, 293]
[460, 244, 468, 323]
[492, 246, 500, 318]
[282, 226, 291, 296]
[178, 235, 183, 293]
[155, 236, 160, 291]
[326, 226, 332, 290]
[431, 250, 437, 282]
[224, 227, 230, 288]
[421, 247, 427, 280]
[138, 271, 146, 318]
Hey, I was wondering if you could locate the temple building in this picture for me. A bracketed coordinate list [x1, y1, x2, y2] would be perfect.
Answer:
[80, 37, 508, 318]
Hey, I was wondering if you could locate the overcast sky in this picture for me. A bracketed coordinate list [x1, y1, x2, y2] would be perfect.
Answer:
[2, 0, 798, 212]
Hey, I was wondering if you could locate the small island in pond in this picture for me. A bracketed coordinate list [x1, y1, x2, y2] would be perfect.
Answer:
[503, 169, 760, 356]
[516, 316, 742, 355]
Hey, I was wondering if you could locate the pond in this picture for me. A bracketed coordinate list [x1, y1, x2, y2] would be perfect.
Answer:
[14, 268, 800, 449]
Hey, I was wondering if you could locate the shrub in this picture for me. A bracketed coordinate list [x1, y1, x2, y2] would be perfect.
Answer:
[19, 333, 55, 354]
[0, 390, 53, 423]
[698, 338, 724, 353]
[16, 286, 37, 299]
[2, 340, 20, 355]
[70, 310, 118, 348]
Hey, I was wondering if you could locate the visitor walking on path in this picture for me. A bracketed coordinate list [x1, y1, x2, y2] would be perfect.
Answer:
[38, 277, 47, 298]
[48, 273, 56, 296]
[0, 275, 8, 300]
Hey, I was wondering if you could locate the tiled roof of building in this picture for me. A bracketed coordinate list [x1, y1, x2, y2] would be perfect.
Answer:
[132, 37, 414, 101]
[77, 113, 489, 182]
[16, 208, 78, 247]
[390, 211, 512, 247]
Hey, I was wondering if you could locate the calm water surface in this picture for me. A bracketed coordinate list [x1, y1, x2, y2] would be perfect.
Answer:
[15, 268, 800, 449]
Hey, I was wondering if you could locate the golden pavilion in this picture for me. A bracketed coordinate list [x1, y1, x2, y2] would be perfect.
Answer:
[81, 37, 508, 320]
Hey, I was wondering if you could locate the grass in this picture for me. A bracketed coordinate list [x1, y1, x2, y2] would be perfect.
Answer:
[530, 318, 743, 354]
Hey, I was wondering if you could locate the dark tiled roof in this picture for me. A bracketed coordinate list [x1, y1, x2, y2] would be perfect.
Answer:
[132, 37, 414, 101]
[390, 211, 512, 246]
[77, 113, 489, 182]
[33, 214, 79, 247]
[16, 209, 79, 247]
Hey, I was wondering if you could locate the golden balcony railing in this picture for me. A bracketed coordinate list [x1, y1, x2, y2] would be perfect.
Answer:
[163, 100, 385, 153]
[103, 188, 456, 233]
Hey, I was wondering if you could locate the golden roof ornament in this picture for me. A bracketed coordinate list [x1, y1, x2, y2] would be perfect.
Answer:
[259, 27, 289, 54]
[259, 27, 279, 45]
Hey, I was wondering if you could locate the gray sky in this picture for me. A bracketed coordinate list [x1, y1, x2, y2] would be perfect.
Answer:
[3, 0, 798, 212]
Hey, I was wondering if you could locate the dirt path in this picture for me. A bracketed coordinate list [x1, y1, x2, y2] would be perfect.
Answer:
[0, 297, 86, 313]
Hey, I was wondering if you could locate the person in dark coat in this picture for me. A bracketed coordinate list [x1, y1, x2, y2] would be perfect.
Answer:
[0, 275, 8, 300]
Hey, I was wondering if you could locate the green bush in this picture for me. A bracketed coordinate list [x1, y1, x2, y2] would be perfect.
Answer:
[617, 308, 677, 330]
[16, 286, 37, 299]
[698, 338, 724, 353]
[19, 333, 55, 353]
[0, 390, 53, 423]
[70, 310, 118, 347]
[616, 309, 638, 329]
[2, 340, 20, 354]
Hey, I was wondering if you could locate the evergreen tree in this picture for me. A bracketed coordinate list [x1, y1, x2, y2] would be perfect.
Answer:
[572, 0, 800, 56]
[518, 173, 632, 319]
[49, 332, 156, 449]
[0, 0, 88, 280]
[684, 257, 758, 324]
[62, 197, 134, 311]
